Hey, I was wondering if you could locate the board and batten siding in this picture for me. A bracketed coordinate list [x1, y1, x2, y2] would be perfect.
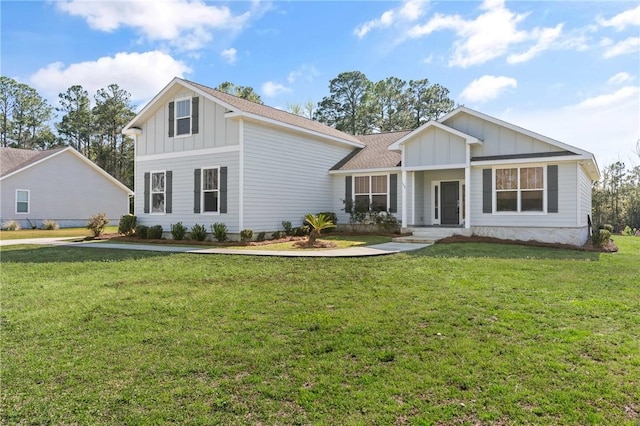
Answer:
[577, 164, 592, 227]
[443, 112, 565, 158]
[243, 122, 356, 231]
[469, 162, 578, 227]
[135, 151, 240, 232]
[0, 151, 129, 226]
[136, 87, 239, 157]
[403, 127, 466, 167]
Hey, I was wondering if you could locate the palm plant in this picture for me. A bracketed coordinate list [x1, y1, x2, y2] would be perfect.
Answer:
[304, 213, 336, 246]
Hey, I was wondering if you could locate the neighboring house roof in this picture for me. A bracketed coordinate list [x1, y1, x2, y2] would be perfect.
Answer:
[331, 131, 411, 172]
[0, 147, 66, 177]
[124, 77, 364, 148]
[0, 146, 133, 194]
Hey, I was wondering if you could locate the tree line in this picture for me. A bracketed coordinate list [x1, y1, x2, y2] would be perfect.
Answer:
[592, 149, 640, 232]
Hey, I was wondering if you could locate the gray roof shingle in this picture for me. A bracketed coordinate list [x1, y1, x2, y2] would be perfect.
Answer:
[0, 147, 66, 177]
[331, 131, 410, 171]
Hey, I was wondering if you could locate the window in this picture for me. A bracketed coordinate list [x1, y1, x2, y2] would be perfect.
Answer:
[151, 171, 165, 213]
[202, 167, 219, 213]
[495, 166, 544, 212]
[175, 98, 191, 136]
[354, 175, 388, 211]
[16, 190, 29, 214]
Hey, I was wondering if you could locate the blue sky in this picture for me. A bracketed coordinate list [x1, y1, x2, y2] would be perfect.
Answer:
[2, 0, 639, 167]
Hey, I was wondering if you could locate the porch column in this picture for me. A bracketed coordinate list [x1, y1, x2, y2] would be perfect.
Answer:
[401, 170, 407, 227]
[465, 145, 471, 229]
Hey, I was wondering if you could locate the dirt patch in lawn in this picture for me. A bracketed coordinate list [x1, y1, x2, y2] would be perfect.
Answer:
[436, 235, 618, 252]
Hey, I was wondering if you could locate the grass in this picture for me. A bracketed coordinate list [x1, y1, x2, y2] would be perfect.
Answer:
[230, 234, 392, 250]
[0, 226, 118, 240]
[1, 236, 639, 424]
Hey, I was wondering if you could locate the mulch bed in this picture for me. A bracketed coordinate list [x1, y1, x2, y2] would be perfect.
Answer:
[436, 235, 618, 253]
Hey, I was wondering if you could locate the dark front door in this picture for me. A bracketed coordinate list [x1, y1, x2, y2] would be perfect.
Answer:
[441, 181, 459, 225]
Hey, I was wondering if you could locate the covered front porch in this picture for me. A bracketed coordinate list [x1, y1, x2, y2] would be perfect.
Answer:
[402, 167, 469, 228]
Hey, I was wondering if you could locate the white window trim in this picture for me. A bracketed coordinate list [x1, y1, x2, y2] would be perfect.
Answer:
[352, 174, 390, 212]
[201, 166, 221, 215]
[431, 180, 465, 225]
[492, 164, 547, 215]
[15, 189, 29, 214]
[150, 170, 166, 215]
[174, 96, 191, 138]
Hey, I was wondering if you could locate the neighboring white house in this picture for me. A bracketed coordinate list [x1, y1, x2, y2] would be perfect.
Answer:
[0, 147, 132, 228]
[123, 77, 600, 245]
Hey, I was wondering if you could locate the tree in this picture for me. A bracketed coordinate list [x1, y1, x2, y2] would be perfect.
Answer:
[0, 77, 53, 149]
[286, 100, 315, 119]
[215, 81, 263, 104]
[56, 85, 93, 156]
[315, 71, 373, 135]
[304, 213, 336, 246]
[369, 77, 412, 132]
[407, 80, 455, 127]
[92, 84, 136, 189]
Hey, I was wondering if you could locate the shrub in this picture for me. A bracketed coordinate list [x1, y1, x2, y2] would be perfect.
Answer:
[600, 224, 614, 233]
[622, 225, 637, 236]
[240, 229, 254, 242]
[256, 231, 266, 242]
[190, 224, 207, 241]
[281, 221, 294, 236]
[171, 222, 187, 240]
[2, 220, 20, 231]
[294, 226, 309, 237]
[86, 213, 109, 237]
[211, 222, 228, 242]
[271, 230, 286, 240]
[317, 212, 337, 227]
[305, 212, 336, 245]
[41, 220, 59, 230]
[118, 214, 137, 236]
[135, 225, 149, 239]
[375, 212, 400, 233]
[147, 225, 164, 239]
[592, 228, 611, 248]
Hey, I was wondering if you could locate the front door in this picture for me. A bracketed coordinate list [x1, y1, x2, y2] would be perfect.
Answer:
[441, 181, 459, 225]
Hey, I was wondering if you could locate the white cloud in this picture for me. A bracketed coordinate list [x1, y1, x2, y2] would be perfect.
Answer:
[603, 37, 640, 58]
[354, 0, 426, 38]
[287, 65, 320, 84]
[507, 24, 563, 64]
[500, 87, 640, 166]
[261, 81, 291, 97]
[407, 0, 566, 68]
[598, 5, 640, 31]
[574, 86, 639, 109]
[56, 0, 253, 51]
[460, 75, 517, 103]
[221, 48, 237, 64]
[608, 72, 633, 85]
[29, 51, 191, 106]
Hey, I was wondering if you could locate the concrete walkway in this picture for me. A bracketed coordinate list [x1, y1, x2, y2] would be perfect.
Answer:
[1, 237, 431, 257]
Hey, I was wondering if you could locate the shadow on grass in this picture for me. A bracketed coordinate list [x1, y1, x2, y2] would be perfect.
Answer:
[0, 245, 171, 264]
[408, 242, 601, 261]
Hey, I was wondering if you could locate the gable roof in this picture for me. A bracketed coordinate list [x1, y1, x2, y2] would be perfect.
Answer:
[0, 147, 133, 194]
[388, 120, 482, 151]
[124, 77, 363, 148]
[331, 131, 410, 172]
[0, 147, 66, 177]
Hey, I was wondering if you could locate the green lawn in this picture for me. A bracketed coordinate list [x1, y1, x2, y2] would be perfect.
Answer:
[1, 237, 639, 425]
[0, 226, 118, 240]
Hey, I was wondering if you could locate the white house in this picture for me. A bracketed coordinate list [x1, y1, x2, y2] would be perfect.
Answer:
[0, 147, 132, 228]
[123, 78, 600, 245]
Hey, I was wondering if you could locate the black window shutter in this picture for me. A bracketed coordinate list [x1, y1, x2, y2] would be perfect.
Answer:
[194, 168, 201, 213]
[548, 165, 558, 213]
[345, 176, 352, 213]
[220, 167, 228, 214]
[482, 169, 492, 213]
[191, 97, 199, 134]
[389, 174, 398, 213]
[168, 102, 175, 137]
[165, 171, 172, 214]
[143, 172, 150, 213]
